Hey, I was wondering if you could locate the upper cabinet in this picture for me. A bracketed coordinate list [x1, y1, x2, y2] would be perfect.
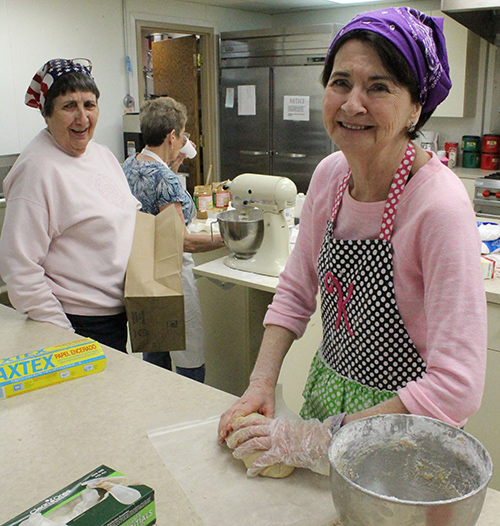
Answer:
[429, 11, 481, 118]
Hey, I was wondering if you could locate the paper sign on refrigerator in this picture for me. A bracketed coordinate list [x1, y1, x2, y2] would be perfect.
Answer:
[238, 85, 256, 115]
[225, 87, 235, 108]
[283, 95, 310, 121]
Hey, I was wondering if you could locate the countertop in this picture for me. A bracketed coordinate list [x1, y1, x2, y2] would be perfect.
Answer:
[454, 166, 497, 181]
[0, 305, 500, 525]
[0, 305, 228, 525]
[193, 255, 279, 293]
[0, 305, 334, 526]
[193, 255, 500, 305]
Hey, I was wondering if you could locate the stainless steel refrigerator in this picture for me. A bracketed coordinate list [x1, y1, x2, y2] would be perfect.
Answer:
[219, 24, 341, 194]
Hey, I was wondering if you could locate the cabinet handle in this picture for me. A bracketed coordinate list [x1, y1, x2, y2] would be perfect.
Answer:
[240, 150, 268, 156]
[275, 152, 306, 158]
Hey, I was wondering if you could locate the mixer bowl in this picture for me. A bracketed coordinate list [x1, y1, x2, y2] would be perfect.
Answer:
[217, 208, 265, 260]
[328, 414, 492, 526]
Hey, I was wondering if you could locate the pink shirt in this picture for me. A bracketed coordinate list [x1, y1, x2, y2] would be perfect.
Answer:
[0, 130, 140, 330]
[265, 151, 487, 426]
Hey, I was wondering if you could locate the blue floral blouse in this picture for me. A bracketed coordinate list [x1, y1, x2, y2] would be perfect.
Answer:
[122, 155, 195, 225]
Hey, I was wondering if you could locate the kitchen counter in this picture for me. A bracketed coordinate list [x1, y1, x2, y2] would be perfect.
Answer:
[484, 276, 500, 304]
[1, 304, 499, 525]
[0, 305, 225, 524]
[0, 304, 333, 525]
[193, 255, 279, 293]
[194, 254, 500, 304]
[454, 166, 492, 181]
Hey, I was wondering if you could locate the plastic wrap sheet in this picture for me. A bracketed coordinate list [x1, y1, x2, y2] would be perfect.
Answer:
[147, 414, 337, 526]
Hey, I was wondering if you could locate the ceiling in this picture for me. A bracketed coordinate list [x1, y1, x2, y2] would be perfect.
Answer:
[186, 0, 417, 15]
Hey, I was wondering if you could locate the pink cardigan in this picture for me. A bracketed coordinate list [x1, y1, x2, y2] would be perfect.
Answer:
[265, 151, 487, 426]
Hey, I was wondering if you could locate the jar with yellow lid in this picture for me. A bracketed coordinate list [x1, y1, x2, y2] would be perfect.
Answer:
[193, 185, 213, 219]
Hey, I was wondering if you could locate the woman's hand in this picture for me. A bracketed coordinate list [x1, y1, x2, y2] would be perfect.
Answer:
[217, 378, 276, 444]
[218, 324, 296, 443]
[228, 416, 339, 477]
[168, 152, 188, 174]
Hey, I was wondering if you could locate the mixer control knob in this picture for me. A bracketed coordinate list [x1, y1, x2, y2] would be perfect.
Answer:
[483, 190, 491, 197]
[496, 192, 500, 199]
[243, 200, 249, 205]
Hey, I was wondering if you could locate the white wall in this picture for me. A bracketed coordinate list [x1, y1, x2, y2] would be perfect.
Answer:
[0, 0, 272, 160]
[1, 0, 127, 157]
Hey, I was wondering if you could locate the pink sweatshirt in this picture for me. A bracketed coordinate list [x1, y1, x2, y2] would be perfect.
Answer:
[265, 151, 487, 426]
[0, 130, 140, 330]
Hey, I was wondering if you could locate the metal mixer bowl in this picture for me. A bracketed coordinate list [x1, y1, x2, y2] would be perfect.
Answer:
[328, 414, 492, 526]
[217, 208, 264, 260]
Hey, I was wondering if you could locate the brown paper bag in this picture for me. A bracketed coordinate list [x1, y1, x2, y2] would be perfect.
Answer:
[125, 206, 186, 353]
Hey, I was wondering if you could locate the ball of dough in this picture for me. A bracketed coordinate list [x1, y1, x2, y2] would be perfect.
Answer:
[227, 413, 295, 478]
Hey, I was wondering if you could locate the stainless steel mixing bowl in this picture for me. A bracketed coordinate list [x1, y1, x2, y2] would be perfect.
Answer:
[328, 414, 492, 526]
[217, 208, 265, 260]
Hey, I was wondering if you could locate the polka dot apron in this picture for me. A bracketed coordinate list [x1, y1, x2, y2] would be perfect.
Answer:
[300, 142, 426, 421]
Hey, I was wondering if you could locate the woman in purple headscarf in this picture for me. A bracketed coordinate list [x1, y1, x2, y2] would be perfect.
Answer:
[218, 8, 486, 477]
[0, 59, 140, 352]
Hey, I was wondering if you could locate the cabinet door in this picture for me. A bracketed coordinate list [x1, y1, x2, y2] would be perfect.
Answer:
[272, 65, 332, 194]
[464, 347, 500, 491]
[430, 11, 479, 118]
[220, 68, 271, 180]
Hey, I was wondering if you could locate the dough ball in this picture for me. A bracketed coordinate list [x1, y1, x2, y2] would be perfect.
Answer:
[227, 413, 295, 478]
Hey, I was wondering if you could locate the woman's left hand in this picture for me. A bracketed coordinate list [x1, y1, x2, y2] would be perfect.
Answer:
[227, 416, 339, 477]
[169, 152, 188, 173]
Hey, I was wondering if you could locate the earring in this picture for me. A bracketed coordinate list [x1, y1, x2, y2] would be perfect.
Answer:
[408, 122, 416, 133]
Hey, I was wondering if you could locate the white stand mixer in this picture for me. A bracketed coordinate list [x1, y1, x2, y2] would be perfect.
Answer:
[223, 174, 297, 277]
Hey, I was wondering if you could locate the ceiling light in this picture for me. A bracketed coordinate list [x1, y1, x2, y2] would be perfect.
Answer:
[326, 0, 385, 4]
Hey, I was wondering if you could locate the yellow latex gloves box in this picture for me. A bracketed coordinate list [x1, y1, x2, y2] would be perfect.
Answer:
[0, 338, 105, 400]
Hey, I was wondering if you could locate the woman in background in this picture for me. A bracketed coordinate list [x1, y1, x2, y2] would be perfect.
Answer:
[123, 96, 224, 382]
[0, 58, 139, 352]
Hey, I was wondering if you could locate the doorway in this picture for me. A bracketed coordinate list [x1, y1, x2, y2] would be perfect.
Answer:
[135, 20, 218, 194]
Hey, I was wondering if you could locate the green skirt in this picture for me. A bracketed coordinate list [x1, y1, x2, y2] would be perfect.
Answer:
[300, 350, 397, 421]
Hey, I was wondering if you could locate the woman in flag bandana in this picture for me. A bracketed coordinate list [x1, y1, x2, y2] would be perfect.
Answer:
[0, 59, 140, 352]
[219, 8, 486, 478]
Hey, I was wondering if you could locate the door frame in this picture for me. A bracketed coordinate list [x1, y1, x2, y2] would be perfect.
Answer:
[134, 19, 219, 183]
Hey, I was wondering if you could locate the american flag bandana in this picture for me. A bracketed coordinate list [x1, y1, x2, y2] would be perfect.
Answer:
[25, 58, 93, 111]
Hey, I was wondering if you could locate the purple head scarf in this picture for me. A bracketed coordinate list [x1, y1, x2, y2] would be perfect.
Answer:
[25, 58, 94, 111]
[327, 7, 451, 114]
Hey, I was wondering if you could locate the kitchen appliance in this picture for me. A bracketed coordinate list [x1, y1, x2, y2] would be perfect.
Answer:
[417, 130, 439, 152]
[328, 414, 492, 526]
[217, 208, 265, 260]
[123, 113, 144, 159]
[442, 0, 500, 46]
[219, 24, 341, 195]
[219, 173, 297, 277]
[474, 172, 500, 216]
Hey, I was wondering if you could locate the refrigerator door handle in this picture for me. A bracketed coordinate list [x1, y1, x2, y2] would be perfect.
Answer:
[275, 152, 307, 158]
[240, 150, 269, 156]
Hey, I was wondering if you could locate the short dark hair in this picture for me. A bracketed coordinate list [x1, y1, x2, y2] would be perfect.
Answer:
[139, 97, 188, 147]
[322, 30, 433, 139]
[42, 72, 100, 117]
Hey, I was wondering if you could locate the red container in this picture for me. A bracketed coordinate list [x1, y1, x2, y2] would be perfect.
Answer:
[445, 142, 458, 169]
[482, 135, 500, 153]
[481, 152, 500, 171]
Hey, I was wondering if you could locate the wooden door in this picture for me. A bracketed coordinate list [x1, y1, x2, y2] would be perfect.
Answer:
[152, 35, 201, 193]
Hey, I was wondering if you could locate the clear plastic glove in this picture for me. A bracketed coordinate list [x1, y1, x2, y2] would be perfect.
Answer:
[229, 414, 345, 477]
